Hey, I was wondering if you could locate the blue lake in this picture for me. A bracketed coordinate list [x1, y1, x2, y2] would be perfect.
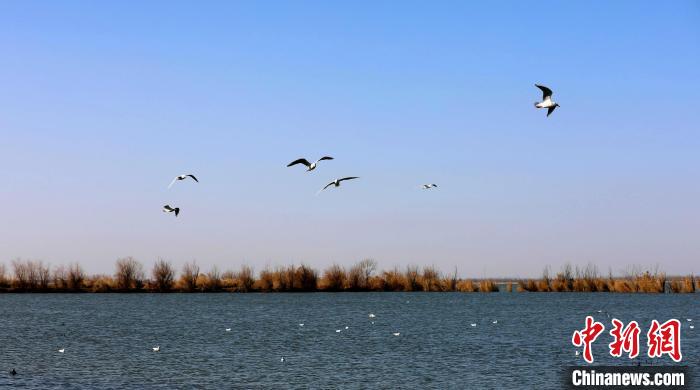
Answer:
[0, 293, 697, 389]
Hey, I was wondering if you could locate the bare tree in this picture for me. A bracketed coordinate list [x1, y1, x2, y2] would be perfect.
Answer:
[114, 257, 145, 291]
[323, 264, 347, 291]
[0, 263, 7, 288]
[235, 265, 255, 292]
[152, 259, 175, 292]
[67, 263, 85, 291]
[207, 266, 222, 291]
[53, 265, 68, 290]
[36, 261, 51, 290]
[347, 259, 377, 290]
[181, 261, 199, 292]
[12, 259, 30, 290]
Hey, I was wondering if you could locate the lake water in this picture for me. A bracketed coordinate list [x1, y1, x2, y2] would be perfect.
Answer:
[0, 293, 697, 389]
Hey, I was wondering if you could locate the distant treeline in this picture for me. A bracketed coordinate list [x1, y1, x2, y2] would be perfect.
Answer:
[0, 258, 696, 293]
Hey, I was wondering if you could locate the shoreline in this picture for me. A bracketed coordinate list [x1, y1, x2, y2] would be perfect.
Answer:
[1, 258, 696, 294]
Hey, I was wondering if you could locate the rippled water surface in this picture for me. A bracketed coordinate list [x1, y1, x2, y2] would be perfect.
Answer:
[0, 293, 698, 389]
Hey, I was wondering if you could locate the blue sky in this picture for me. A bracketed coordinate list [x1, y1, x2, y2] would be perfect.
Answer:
[1, 1, 698, 276]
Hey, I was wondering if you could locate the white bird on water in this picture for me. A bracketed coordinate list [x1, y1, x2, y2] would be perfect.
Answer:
[534, 84, 560, 117]
[318, 177, 359, 194]
[470, 323, 477, 327]
[162, 205, 180, 217]
[299, 323, 304, 327]
[280, 357, 286, 363]
[345, 326, 349, 330]
[287, 156, 334, 172]
[368, 313, 376, 318]
[336, 329, 342, 333]
[492, 320, 498, 324]
[575, 350, 580, 356]
[168, 174, 198, 189]
[225, 328, 231, 332]
[421, 184, 438, 190]
[690, 325, 695, 329]
[392, 332, 401, 336]
[58, 348, 65, 353]
[688, 319, 693, 322]
[152, 346, 160, 352]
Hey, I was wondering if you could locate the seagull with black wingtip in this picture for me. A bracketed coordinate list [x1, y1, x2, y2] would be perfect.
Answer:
[534, 84, 560, 117]
[162, 205, 180, 217]
[318, 177, 359, 194]
[287, 156, 334, 172]
[168, 174, 198, 189]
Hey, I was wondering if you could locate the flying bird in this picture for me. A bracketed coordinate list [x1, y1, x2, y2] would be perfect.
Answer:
[421, 184, 438, 189]
[534, 84, 560, 117]
[152, 346, 160, 352]
[287, 156, 334, 172]
[168, 174, 198, 189]
[162, 205, 180, 217]
[318, 177, 359, 193]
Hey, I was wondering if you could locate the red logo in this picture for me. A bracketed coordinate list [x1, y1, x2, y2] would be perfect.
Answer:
[609, 319, 640, 359]
[647, 319, 682, 362]
[572, 316, 605, 363]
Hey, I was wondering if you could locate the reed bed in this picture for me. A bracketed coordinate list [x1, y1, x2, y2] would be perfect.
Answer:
[0, 258, 694, 294]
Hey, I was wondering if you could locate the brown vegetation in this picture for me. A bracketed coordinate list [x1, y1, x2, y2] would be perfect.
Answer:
[0, 258, 695, 294]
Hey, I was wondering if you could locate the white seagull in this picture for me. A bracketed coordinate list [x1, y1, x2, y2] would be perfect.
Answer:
[299, 323, 304, 327]
[392, 332, 401, 336]
[162, 205, 180, 217]
[492, 320, 498, 324]
[690, 325, 695, 329]
[152, 346, 160, 352]
[318, 177, 359, 194]
[168, 174, 198, 189]
[58, 348, 65, 353]
[470, 323, 477, 327]
[368, 313, 376, 318]
[225, 328, 231, 332]
[421, 184, 438, 189]
[575, 350, 580, 356]
[534, 84, 560, 117]
[335, 329, 342, 333]
[280, 357, 286, 363]
[287, 156, 334, 172]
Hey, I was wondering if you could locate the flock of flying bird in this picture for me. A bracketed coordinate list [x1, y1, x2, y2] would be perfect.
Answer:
[161, 84, 559, 217]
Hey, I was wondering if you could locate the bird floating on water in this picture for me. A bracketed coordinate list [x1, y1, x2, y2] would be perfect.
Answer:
[492, 320, 498, 324]
[688, 319, 693, 322]
[575, 350, 580, 356]
[421, 184, 438, 189]
[690, 325, 695, 330]
[392, 332, 401, 336]
[58, 348, 65, 353]
[152, 346, 160, 352]
[335, 329, 342, 333]
[225, 328, 231, 332]
[168, 174, 198, 189]
[280, 357, 285, 363]
[162, 205, 180, 217]
[318, 177, 359, 194]
[10, 369, 17, 376]
[368, 313, 376, 318]
[470, 323, 477, 327]
[299, 323, 304, 327]
[345, 326, 349, 330]
[534, 84, 560, 117]
[287, 156, 334, 172]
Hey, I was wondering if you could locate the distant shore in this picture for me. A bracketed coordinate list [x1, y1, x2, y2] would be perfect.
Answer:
[0, 258, 696, 294]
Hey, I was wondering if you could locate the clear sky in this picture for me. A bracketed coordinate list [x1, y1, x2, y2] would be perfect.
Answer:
[1, 1, 698, 277]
